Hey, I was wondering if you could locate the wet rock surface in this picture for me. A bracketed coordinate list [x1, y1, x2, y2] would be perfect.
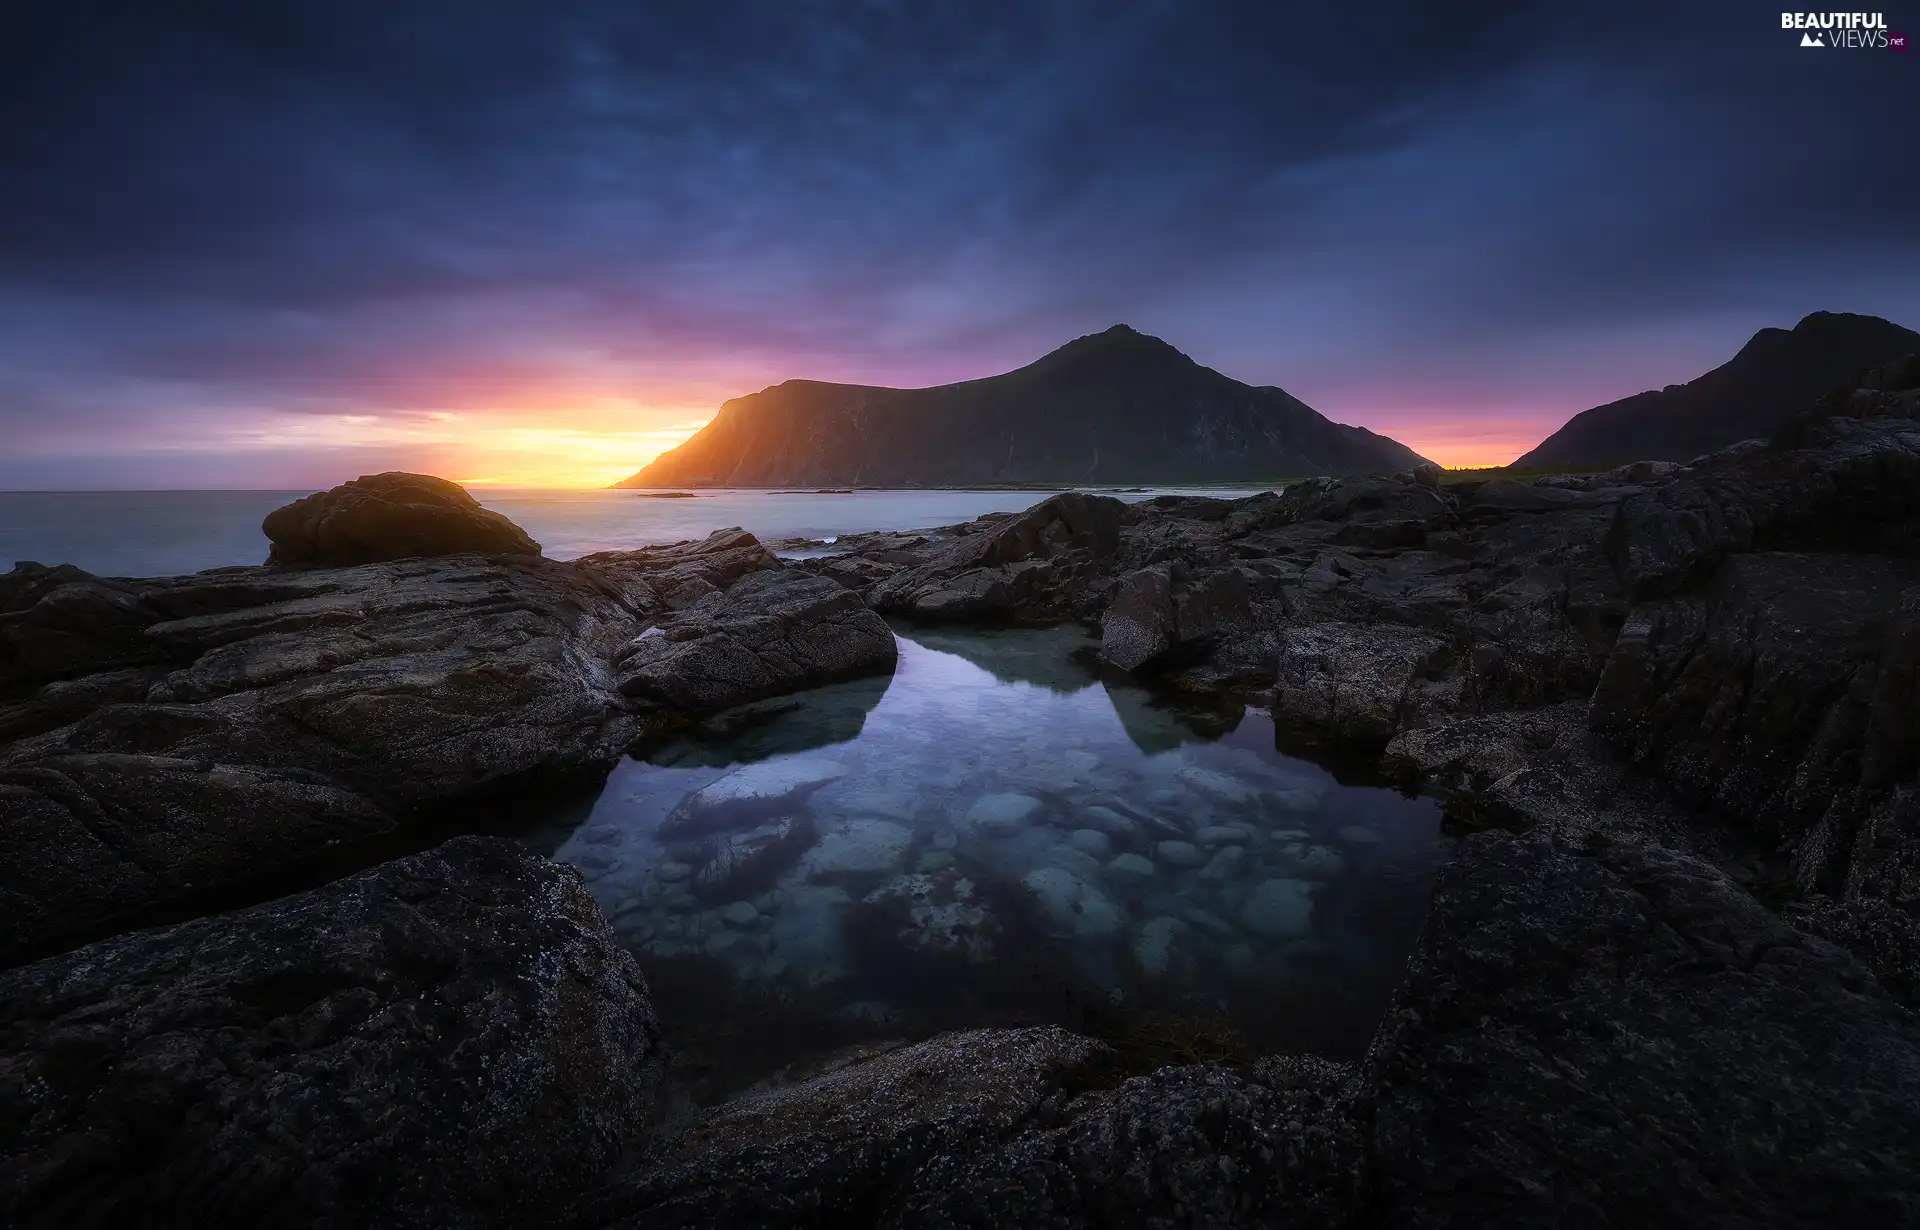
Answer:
[0, 525, 896, 964]
[0, 836, 665, 1229]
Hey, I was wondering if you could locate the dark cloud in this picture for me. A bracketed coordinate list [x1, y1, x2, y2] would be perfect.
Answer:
[2, 0, 1915, 482]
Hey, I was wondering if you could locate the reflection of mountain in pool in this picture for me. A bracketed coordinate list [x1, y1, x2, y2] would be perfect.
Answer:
[1103, 682, 1243, 755]
[891, 623, 1098, 693]
[640, 668, 896, 769]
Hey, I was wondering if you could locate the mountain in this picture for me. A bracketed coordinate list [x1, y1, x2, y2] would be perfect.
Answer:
[615, 325, 1428, 488]
[1514, 311, 1920, 471]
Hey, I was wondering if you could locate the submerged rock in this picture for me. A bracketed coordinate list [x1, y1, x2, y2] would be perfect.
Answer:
[1240, 877, 1317, 938]
[961, 791, 1043, 836]
[1133, 914, 1193, 979]
[862, 871, 997, 961]
[801, 817, 914, 881]
[0, 837, 664, 1228]
[1067, 827, 1115, 859]
[1021, 867, 1126, 938]
[1154, 839, 1206, 868]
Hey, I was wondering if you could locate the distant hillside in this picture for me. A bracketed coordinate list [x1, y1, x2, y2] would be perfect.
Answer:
[616, 325, 1428, 487]
[1515, 311, 1920, 470]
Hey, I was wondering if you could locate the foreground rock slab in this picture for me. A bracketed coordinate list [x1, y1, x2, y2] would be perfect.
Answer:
[1368, 833, 1920, 1228]
[568, 1027, 1362, 1230]
[0, 836, 665, 1229]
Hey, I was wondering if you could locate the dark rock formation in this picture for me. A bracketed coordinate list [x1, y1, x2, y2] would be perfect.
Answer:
[615, 569, 897, 712]
[567, 1030, 1364, 1230]
[0, 836, 665, 1229]
[1514, 311, 1919, 470]
[571, 1029, 1108, 1228]
[1367, 834, 1920, 1228]
[866, 492, 1132, 622]
[618, 325, 1428, 488]
[263, 471, 542, 566]
[0, 528, 897, 965]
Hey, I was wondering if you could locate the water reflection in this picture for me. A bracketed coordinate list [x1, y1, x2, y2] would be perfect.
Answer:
[550, 626, 1444, 1099]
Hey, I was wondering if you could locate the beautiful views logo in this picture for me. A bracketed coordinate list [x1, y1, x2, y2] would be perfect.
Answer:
[1782, 11, 1897, 46]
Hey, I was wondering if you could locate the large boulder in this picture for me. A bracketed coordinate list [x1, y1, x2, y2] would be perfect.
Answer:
[0, 836, 666, 1228]
[1099, 563, 1252, 672]
[262, 472, 542, 567]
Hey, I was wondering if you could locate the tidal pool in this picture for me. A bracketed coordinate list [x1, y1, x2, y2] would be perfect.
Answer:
[544, 624, 1445, 1096]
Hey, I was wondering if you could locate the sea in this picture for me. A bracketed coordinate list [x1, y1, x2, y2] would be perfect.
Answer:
[0, 486, 1278, 578]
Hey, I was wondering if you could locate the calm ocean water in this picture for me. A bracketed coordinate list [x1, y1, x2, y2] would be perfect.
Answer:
[0, 486, 1276, 579]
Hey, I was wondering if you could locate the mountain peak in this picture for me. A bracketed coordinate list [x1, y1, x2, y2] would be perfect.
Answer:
[1038, 323, 1192, 368]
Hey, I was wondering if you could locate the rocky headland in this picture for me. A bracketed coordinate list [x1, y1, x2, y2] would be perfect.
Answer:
[616, 324, 1427, 488]
[6, 357, 1920, 1227]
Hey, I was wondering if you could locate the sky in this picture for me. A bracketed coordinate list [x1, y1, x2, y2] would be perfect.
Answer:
[1, 1, 1915, 487]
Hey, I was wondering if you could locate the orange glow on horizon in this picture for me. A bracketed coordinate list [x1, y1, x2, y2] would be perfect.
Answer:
[212, 394, 715, 488]
[1350, 414, 1549, 471]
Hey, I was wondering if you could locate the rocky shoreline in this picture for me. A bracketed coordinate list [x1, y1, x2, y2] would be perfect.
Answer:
[5, 358, 1920, 1226]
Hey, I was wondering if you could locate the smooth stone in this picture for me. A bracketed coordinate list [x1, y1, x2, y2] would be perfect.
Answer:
[1105, 853, 1156, 885]
[1223, 942, 1260, 977]
[1270, 828, 1314, 844]
[1134, 915, 1192, 979]
[1240, 878, 1317, 939]
[826, 774, 923, 821]
[915, 850, 958, 874]
[1154, 840, 1206, 869]
[684, 758, 848, 812]
[802, 818, 914, 880]
[964, 792, 1044, 836]
[1068, 828, 1115, 860]
[1277, 843, 1346, 880]
[720, 900, 760, 927]
[1197, 844, 1248, 886]
[1336, 824, 1385, 846]
[703, 929, 743, 956]
[1269, 788, 1323, 813]
[1049, 845, 1104, 880]
[655, 861, 693, 883]
[1020, 868, 1126, 938]
[1077, 805, 1145, 841]
[1060, 750, 1102, 777]
[1181, 905, 1237, 936]
[1174, 765, 1260, 806]
[1195, 824, 1251, 847]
